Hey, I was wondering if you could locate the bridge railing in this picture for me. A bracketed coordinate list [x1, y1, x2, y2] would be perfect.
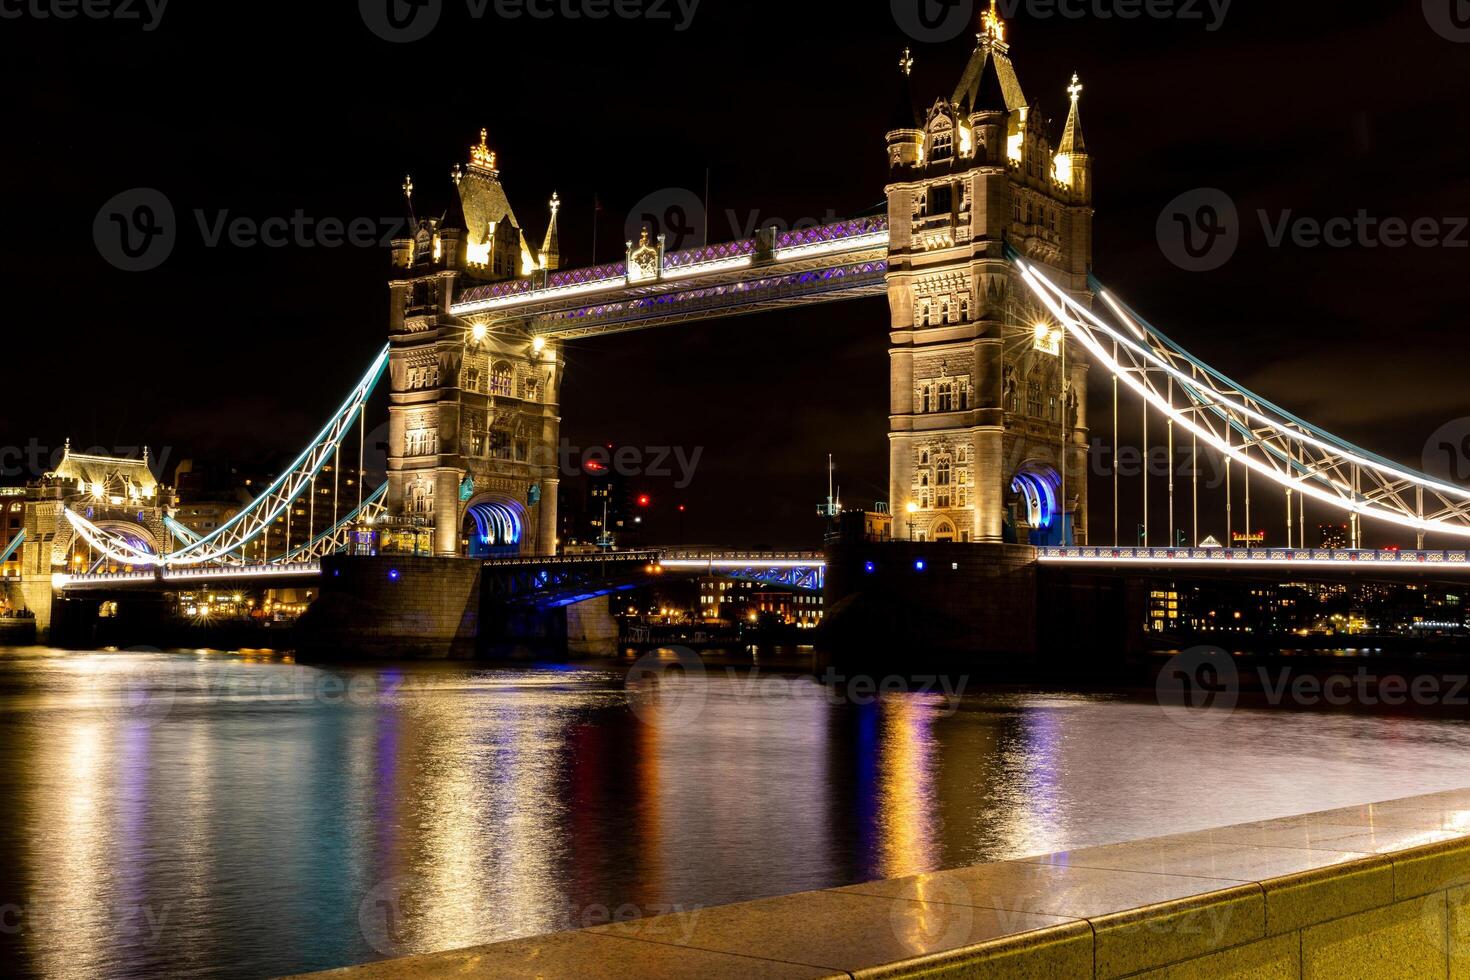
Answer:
[1040, 547, 1470, 566]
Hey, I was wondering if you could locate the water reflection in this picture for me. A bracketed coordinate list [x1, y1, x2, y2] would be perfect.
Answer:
[4, 648, 1470, 978]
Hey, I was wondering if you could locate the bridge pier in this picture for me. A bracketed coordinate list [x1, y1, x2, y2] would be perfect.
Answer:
[822, 540, 1147, 674]
[296, 555, 484, 660]
[823, 540, 1039, 665]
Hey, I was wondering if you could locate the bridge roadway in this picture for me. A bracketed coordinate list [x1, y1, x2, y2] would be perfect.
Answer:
[53, 546, 1470, 594]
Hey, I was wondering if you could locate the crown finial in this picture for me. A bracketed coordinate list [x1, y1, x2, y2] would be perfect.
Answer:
[549, 191, 561, 216]
[899, 47, 914, 77]
[402, 174, 414, 201]
[981, 0, 1006, 46]
[1068, 72, 1083, 103]
[470, 128, 497, 171]
[451, 164, 464, 186]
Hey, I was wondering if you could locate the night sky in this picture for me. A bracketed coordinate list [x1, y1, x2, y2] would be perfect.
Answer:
[5, 2, 1468, 548]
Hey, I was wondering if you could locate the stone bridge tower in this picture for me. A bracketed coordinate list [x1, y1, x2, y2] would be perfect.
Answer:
[885, 2, 1093, 546]
[385, 132, 563, 559]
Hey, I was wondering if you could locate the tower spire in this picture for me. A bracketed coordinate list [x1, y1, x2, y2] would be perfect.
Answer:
[899, 47, 914, 78]
[402, 173, 416, 224]
[1059, 72, 1086, 154]
[541, 191, 561, 271]
[980, 0, 1007, 49]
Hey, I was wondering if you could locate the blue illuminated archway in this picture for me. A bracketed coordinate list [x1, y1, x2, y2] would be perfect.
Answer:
[1011, 462, 1068, 546]
[463, 496, 526, 558]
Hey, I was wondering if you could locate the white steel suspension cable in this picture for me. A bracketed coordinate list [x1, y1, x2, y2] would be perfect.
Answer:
[1015, 262, 1470, 542]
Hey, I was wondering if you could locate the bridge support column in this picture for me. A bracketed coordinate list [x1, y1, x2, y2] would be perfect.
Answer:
[975, 428, 1006, 544]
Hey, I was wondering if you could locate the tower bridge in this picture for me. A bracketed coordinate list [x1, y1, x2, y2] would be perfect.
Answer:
[12, 2, 1470, 654]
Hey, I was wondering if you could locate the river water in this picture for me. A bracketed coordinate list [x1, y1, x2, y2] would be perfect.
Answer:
[3, 646, 1470, 978]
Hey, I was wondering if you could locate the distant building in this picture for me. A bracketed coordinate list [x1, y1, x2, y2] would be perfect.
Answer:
[1318, 524, 1350, 550]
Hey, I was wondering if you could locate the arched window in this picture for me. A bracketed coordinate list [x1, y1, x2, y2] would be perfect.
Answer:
[490, 362, 513, 397]
[936, 458, 952, 486]
[1027, 379, 1043, 418]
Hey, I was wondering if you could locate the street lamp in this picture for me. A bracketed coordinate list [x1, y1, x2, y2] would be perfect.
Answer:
[906, 501, 919, 541]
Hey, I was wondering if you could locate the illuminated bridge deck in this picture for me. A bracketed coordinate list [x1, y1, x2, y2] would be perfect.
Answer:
[1040, 547, 1470, 574]
[450, 218, 889, 340]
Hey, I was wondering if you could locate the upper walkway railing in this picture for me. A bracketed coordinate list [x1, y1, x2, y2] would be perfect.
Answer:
[1041, 546, 1470, 570]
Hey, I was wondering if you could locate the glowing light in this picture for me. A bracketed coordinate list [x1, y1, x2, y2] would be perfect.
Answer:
[532, 335, 547, 354]
[914, 560, 927, 572]
[906, 502, 920, 515]
[1032, 322, 1062, 356]
[469, 128, 497, 171]
[981, 0, 1006, 45]
[471, 323, 488, 343]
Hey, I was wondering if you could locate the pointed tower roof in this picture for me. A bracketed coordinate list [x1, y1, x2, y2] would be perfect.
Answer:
[889, 47, 920, 131]
[541, 192, 561, 271]
[953, 0, 1027, 113]
[401, 174, 417, 226]
[1059, 73, 1086, 153]
[972, 53, 1009, 114]
[442, 165, 468, 232]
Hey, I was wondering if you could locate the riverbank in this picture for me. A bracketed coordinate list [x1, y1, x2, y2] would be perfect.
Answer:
[294, 787, 1470, 978]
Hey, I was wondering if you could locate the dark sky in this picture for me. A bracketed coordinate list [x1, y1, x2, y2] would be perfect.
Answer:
[4, 1, 1468, 548]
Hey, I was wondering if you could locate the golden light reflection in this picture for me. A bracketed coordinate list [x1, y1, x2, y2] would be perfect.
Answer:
[874, 697, 939, 879]
[25, 716, 109, 979]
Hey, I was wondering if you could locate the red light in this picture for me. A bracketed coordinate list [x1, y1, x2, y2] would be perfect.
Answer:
[678, 505, 686, 513]
[584, 460, 606, 473]
[637, 495, 651, 508]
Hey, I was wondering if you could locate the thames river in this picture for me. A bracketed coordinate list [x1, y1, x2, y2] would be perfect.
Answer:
[3, 646, 1470, 978]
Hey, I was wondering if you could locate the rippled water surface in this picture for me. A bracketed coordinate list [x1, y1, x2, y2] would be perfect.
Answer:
[3, 646, 1470, 978]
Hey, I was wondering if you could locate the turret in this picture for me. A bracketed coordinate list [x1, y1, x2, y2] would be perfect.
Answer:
[541, 192, 561, 271]
[1053, 74, 1091, 203]
[886, 49, 923, 170]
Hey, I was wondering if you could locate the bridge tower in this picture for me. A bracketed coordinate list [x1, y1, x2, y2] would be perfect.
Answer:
[885, 2, 1093, 546]
[385, 132, 564, 559]
[15, 446, 172, 636]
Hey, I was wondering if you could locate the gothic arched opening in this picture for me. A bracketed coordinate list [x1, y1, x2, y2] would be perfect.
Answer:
[461, 495, 527, 558]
